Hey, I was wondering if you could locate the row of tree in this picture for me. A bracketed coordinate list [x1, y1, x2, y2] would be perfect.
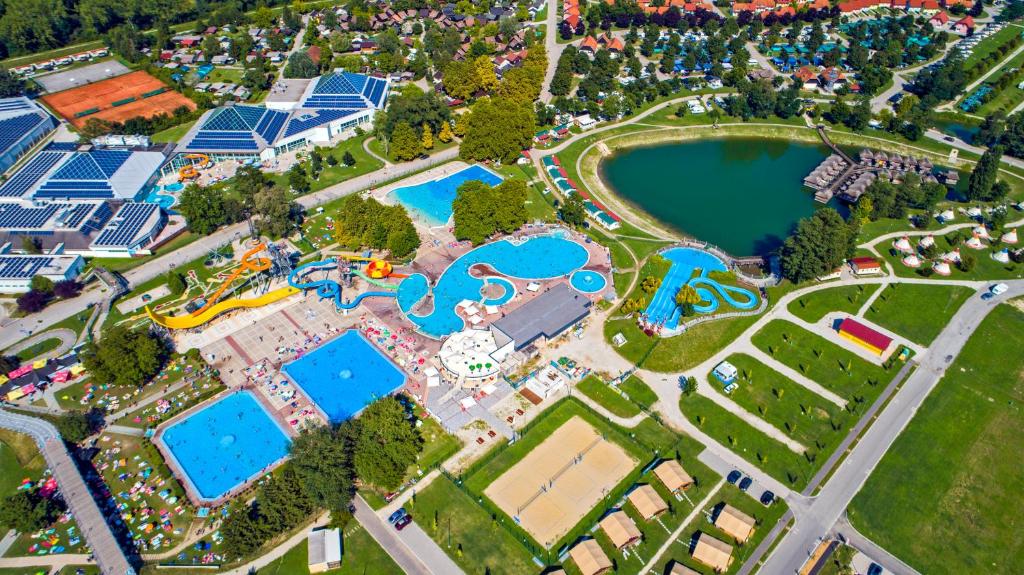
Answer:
[332, 195, 420, 258]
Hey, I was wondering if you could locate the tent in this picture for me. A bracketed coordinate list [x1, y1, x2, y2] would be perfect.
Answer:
[919, 234, 935, 248]
[892, 236, 912, 253]
[668, 563, 702, 575]
[627, 484, 668, 520]
[1002, 229, 1019, 244]
[992, 249, 1010, 264]
[653, 459, 693, 493]
[714, 504, 756, 543]
[973, 225, 991, 239]
[599, 511, 641, 549]
[901, 254, 921, 268]
[941, 248, 961, 263]
[933, 260, 951, 276]
[938, 209, 955, 222]
[569, 539, 613, 575]
[691, 532, 734, 572]
[965, 236, 985, 250]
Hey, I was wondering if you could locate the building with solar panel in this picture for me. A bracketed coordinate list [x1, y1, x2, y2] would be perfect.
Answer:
[0, 251, 85, 293]
[164, 71, 389, 174]
[0, 97, 58, 175]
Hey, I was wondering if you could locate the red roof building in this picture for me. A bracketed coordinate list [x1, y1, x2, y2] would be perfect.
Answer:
[953, 15, 975, 34]
[850, 257, 882, 274]
[930, 11, 950, 25]
[837, 318, 894, 356]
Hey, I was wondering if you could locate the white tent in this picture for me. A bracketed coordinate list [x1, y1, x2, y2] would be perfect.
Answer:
[942, 248, 961, 263]
[966, 206, 983, 218]
[1002, 229, 1019, 244]
[938, 209, 955, 222]
[965, 236, 985, 250]
[973, 225, 991, 239]
[933, 260, 952, 275]
[893, 236, 913, 252]
[902, 253, 922, 268]
[919, 234, 935, 248]
[992, 249, 1011, 263]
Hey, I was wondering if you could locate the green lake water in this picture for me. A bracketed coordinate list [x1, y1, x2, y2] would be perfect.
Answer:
[600, 137, 848, 256]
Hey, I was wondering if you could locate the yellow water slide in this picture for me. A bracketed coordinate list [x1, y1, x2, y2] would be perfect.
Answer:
[146, 286, 300, 329]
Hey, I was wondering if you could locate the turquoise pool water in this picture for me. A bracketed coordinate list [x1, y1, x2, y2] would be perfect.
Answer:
[159, 392, 290, 501]
[164, 182, 185, 192]
[144, 188, 176, 211]
[482, 277, 516, 305]
[397, 235, 589, 336]
[570, 270, 607, 293]
[389, 165, 503, 225]
[644, 247, 758, 329]
[282, 330, 406, 423]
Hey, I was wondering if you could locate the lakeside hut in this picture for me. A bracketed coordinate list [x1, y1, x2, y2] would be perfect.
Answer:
[893, 236, 913, 253]
[599, 511, 642, 550]
[1003, 228, 1019, 244]
[713, 504, 757, 543]
[569, 539, 613, 575]
[933, 260, 952, 275]
[920, 157, 933, 171]
[628, 485, 669, 521]
[902, 253, 922, 268]
[992, 248, 1011, 264]
[692, 532, 734, 572]
[944, 170, 959, 186]
[859, 149, 875, 164]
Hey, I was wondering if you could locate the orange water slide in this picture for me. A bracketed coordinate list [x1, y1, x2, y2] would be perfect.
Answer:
[191, 243, 271, 316]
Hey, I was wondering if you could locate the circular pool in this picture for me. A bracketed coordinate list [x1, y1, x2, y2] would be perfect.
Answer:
[482, 277, 516, 306]
[570, 270, 607, 293]
[164, 182, 185, 192]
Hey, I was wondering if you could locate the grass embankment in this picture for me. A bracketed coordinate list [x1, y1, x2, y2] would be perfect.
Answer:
[862, 283, 974, 345]
[848, 302, 1024, 573]
[576, 375, 642, 417]
[787, 284, 880, 323]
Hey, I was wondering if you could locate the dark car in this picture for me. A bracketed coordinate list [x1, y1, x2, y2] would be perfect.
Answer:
[944, 136, 956, 142]
[418, 153, 430, 160]
[727, 470, 742, 484]
[760, 490, 775, 506]
[739, 476, 753, 492]
[395, 514, 413, 531]
[867, 563, 883, 575]
[981, 292, 994, 300]
[388, 508, 407, 524]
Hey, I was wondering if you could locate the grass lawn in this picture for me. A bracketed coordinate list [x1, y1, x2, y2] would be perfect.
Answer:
[877, 233, 1024, 282]
[576, 375, 641, 417]
[644, 314, 762, 372]
[863, 284, 974, 345]
[412, 476, 537, 575]
[269, 135, 384, 196]
[0, 429, 44, 497]
[848, 302, 1024, 573]
[651, 483, 789, 575]
[620, 375, 658, 409]
[415, 415, 462, 470]
[0, 568, 99, 575]
[151, 120, 197, 144]
[12, 337, 63, 361]
[713, 354, 850, 463]
[787, 284, 880, 323]
[963, 25, 1023, 69]
[256, 521, 400, 575]
[750, 320, 894, 403]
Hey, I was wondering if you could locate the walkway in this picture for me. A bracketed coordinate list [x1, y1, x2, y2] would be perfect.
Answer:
[1, 328, 76, 362]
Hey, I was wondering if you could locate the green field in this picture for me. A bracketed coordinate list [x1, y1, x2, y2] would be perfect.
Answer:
[788, 284, 879, 323]
[256, 522, 400, 575]
[605, 312, 762, 373]
[0, 567, 99, 575]
[620, 375, 659, 409]
[151, 120, 197, 144]
[576, 375, 642, 417]
[751, 320, 893, 402]
[12, 337, 63, 361]
[848, 302, 1024, 573]
[963, 25, 1023, 69]
[863, 284, 974, 345]
[0, 430, 44, 498]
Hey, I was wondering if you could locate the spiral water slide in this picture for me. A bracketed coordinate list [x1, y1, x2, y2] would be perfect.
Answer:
[288, 259, 396, 310]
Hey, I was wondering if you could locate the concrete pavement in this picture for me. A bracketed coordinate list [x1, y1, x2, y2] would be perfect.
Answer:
[1, 328, 76, 361]
[354, 495, 465, 575]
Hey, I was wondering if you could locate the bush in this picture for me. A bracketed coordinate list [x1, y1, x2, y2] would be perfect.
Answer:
[16, 290, 50, 313]
[53, 280, 82, 299]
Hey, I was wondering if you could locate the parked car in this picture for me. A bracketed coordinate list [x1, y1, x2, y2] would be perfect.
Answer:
[867, 563, 883, 575]
[739, 476, 753, 492]
[388, 508, 407, 524]
[727, 470, 742, 484]
[395, 514, 413, 531]
[760, 490, 775, 506]
[991, 283, 1009, 295]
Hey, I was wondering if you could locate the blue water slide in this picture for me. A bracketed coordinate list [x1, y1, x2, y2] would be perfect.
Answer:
[688, 278, 758, 310]
[288, 259, 396, 310]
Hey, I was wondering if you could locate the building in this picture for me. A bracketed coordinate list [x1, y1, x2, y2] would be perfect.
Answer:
[712, 361, 738, 384]
[490, 283, 591, 351]
[837, 317, 894, 357]
[929, 11, 950, 27]
[653, 459, 694, 493]
[569, 539, 613, 575]
[164, 71, 389, 175]
[668, 562, 702, 575]
[307, 528, 342, 573]
[713, 504, 756, 543]
[627, 484, 668, 521]
[692, 532, 734, 572]
[599, 511, 642, 549]
[952, 15, 975, 35]
[0, 253, 84, 293]
[437, 328, 511, 388]
[0, 97, 58, 175]
[850, 256, 882, 275]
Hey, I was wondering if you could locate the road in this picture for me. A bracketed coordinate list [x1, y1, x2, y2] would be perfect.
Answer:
[0, 147, 458, 351]
[353, 495, 465, 575]
[0, 409, 135, 575]
[541, 0, 563, 101]
[1, 328, 76, 360]
[755, 280, 1024, 574]
[922, 128, 1024, 170]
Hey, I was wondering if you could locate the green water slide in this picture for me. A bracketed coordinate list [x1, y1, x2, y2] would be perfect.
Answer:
[352, 269, 398, 290]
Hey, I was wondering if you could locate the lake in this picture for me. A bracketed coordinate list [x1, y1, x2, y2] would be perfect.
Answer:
[599, 138, 848, 256]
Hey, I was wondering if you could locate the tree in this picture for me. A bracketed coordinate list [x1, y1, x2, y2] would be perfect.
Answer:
[342, 150, 356, 166]
[390, 121, 422, 161]
[675, 284, 701, 307]
[20, 235, 41, 254]
[442, 60, 479, 100]
[177, 184, 229, 234]
[0, 491, 59, 533]
[284, 51, 318, 78]
[452, 179, 529, 244]
[459, 97, 535, 164]
[780, 208, 857, 283]
[559, 193, 587, 227]
[80, 326, 169, 388]
[438, 122, 454, 143]
[52, 280, 81, 299]
[79, 118, 115, 140]
[29, 275, 53, 294]
[474, 55, 499, 93]
[55, 410, 93, 443]
[287, 164, 310, 194]
[166, 271, 186, 296]
[354, 398, 423, 490]
[966, 146, 1003, 201]
[332, 195, 420, 257]
[16, 290, 49, 313]
[421, 124, 434, 150]
[254, 186, 299, 237]
[0, 67, 24, 97]
[289, 424, 357, 514]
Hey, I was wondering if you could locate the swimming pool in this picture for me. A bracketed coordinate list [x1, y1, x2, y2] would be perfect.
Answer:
[644, 247, 758, 329]
[282, 330, 406, 423]
[389, 165, 503, 225]
[164, 182, 185, 192]
[570, 270, 607, 293]
[397, 234, 589, 337]
[158, 392, 291, 502]
[482, 277, 516, 306]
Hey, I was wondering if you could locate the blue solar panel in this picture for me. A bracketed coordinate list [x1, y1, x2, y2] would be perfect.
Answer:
[235, 105, 266, 128]
[255, 110, 288, 143]
[0, 98, 33, 112]
[0, 256, 54, 279]
[313, 73, 363, 95]
[93, 203, 159, 247]
[91, 150, 131, 177]
[0, 152, 64, 198]
[201, 108, 252, 131]
[51, 153, 106, 181]
[56, 204, 96, 229]
[283, 109, 359, 138]
[0, 114, 47, 157]
[44, 142, 79, 151]
[366, 79, 387, 108]
[0, 203, 66, 230]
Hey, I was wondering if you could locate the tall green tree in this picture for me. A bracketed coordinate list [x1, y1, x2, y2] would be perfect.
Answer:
[80, 326, 169, 388]
[459, 97, 535, 164]
[390, 121, 422, 161]
[0, 68, 24, 97]
[780, 208, 857, 283]
[289, 424, 358, 514]
[452, 179, 529, 244]
[966, 145, 1003, 201]
[353, 398, 423, 491]
[177, 184, 228, 234]
[283, 51, 318, 78]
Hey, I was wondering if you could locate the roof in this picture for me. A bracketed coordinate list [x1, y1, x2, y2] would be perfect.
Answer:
[307, 528, 341, 566]
[653, 459, 693, 492]
[491, 283, 591, 350]
[668, 563, 702, 575]
[569, 539, 613, 575]
[627, 484, 668, 520]
[0, 255, 81, 280]
[0, 148, 163, 201]
[0, 97, 56, 165]
[955, 15, 975, 27]
[714, 504, 756, 542]
[599, 511, 642, 549]
[90, 202, 162, 249]
[838, 317, 893, 351]
[692, 532, 733, 571]
[850, 256, 880, 269]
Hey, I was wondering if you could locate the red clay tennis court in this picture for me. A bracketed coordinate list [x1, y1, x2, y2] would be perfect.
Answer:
[41, 70, 195, 128]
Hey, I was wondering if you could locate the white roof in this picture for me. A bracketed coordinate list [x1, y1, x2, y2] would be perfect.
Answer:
[307, 528, 341, 567]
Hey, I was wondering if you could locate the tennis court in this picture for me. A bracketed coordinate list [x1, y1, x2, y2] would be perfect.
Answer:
[41, 70, 195, 128]
[483, 416, 637, 548]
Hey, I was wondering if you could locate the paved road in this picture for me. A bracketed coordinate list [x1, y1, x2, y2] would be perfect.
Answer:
[1, 328, 76, 360]
[0, 409, 134, 575]
[755, 280, 1024, 574]
[831, 515, 921, 575]
[922, 128, 1024, 170]
[541, 0, 563, 101]
[354, 495, 465, 575]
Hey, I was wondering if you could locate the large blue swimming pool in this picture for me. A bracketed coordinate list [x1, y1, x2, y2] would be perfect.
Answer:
[282, 330, 406, 423]
[644, 247, 758, 329]
[397, 234, 589, 336]
[159, 392, 290, 502]
[389, 165, 503, 225]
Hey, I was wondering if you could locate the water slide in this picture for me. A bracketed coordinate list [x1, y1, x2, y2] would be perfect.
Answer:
[192, 243, 272, 317]
[146, 286, 300, 329]
[288, 259, 396, 310]
[352, 269, 398, 290]
[689, 278, 758, 311]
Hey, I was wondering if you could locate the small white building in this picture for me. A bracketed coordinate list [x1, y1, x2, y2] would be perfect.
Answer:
[0, 253, 84, 293]
[575, 114, 597, 131]
[307, 528, 342, 573]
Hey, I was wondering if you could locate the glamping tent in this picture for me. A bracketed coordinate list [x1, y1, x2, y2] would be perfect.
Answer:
[714, 504, 757, 543]
[628, 485, 668, 521]
[892, 236, 913, 253]
[992, 249, 1011, 264]
[599, 511, 642, 550]
[1002, 229, 1018, 244]
[965, 236, 985, 250]
[973, 225, 991, 239]
[933, 260, 952, 275]
[919, 234, 935, 248]
[653, 459, 693, 493]
[902, 253, 922, 268]
[938, 209, 955, 222]
[692, 532, 734, 572]
[569, 539, 613, 575]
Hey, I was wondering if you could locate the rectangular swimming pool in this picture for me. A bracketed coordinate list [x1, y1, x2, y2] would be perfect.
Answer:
[388, 164, 503, 225]
[158, 391, 291, 502]
[282, 330, 407, 423]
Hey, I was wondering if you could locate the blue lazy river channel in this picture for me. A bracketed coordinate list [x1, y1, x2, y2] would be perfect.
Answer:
[397, 235, 589, 337]
[644, 247, 758, 330]
[158, 391, 291, 502]
[389, 165, 503, 226]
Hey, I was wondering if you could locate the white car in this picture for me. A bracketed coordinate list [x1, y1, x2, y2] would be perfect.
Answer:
[991, 283, 1009, 296]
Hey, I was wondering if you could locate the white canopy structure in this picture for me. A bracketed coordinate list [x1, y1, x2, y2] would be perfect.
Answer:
[965, 236, 985, 250]
[992, 249, 1011, 263]
[942, 248, 962, 263]
[902, 253, 922, 268]
[893, 236, 913, 252]
[938, 209, 955, 222]
[966, 206, 983, 218]
[973, 225, 991, 239]
[919, 234, 936, 248]
[933, 260, 952, 275]
[1002, 229, 1019, 244]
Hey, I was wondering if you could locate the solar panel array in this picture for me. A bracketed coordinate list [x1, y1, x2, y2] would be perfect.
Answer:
[313, 73, 365, 95]
[35, 180, 114, 199]
[51, 153, 106, 180]
[0, 99, 33, 113]
[89, 150, 132, 177]
[57, 203, 97, 229]
[0, 114, 47, 158]
[84, 202, 114, 232]
[0, 256, 54, 279]
[303, 95, 367, 109]
[44, 142, 80, 151]
[0, 203, 65, 230]
[362, 77, 387, 108]
[201, 108, 253, 131]
[92, 202, 159, 247]
[283, 109, 359, 138]
[255, 110, 288, 143]
[186, 130, 259, 151]
[235, 105, 266, 128]
[0, 152, 64, 198]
